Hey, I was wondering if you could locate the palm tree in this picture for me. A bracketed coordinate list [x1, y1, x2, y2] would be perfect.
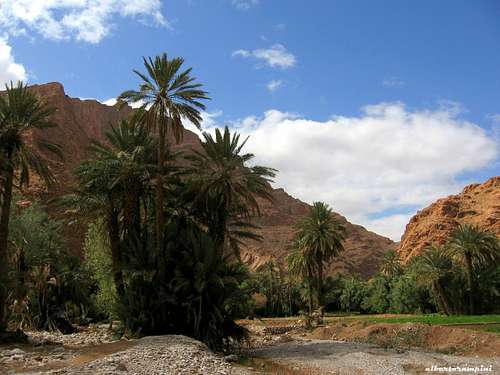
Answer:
[379, 250, 403, 278]
[70, 120, 156, 299]
[447, 224, 500, 314]
[287, 245, 316, 315]
[186, 126, 276, 258]
[118, 53, 210, 260]
[293, 202, 345, 307]
[0, 82, 62, 330]
[415, 245, 454, 315]
[87, 120, 156, 238]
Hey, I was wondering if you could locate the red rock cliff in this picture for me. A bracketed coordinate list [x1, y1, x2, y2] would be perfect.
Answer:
[398, 177, 500, 262]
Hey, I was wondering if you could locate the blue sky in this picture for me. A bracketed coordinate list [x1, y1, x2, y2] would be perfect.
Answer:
[0, 0, 499, 240]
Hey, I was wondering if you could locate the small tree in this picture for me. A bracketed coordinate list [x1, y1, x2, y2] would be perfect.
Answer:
[415, 245, 454, 315]
[290, 202, 345, 308]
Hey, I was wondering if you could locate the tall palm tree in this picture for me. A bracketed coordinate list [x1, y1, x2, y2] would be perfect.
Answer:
[186, 126, 276, 258]
[293, 202, 345, 307]
[447, 224, 500, 314]
[415, 245, 454, 315]
[118, 53, 210, 260]
[0, 81, 62, 330]
[70, 120, 156, 299]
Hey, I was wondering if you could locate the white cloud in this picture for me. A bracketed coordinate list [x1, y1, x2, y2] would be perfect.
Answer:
[232, 49, 251, 58]
[0, 0, 168, 44]
[102, 97, 145, 109]
[0, 36, 27, 86]
[232, 0, 259, 10]
[192, 103, 498, 241]
[233, 44, 296, 69]
[382, 77, 405, 88]
[267, 79, 282, 92]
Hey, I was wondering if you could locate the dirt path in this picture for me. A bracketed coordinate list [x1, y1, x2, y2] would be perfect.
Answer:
[246, 339, 500, 375]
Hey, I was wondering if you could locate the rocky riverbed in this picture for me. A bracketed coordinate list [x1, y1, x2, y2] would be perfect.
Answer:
[2, 322, 500, 374]
[0, 329, 251, 375]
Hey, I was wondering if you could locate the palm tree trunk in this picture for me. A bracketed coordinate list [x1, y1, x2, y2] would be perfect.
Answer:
[209, 212, 226, 260]
[0, 161, 14, 330]
[307, 265, 314, 315]
[433, 281, 451, 316]
[156, 123, 166, 264]
[465, 253, 474, 315]
[123, 181, 141, 244]
[316, 256, 324, 308]
[107, 199, 125, 300]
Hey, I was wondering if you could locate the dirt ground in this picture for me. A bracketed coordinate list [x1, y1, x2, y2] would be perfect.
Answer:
[238, 318, 500, 374]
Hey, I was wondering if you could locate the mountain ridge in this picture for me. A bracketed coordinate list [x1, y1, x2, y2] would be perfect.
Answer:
[21, 82, 395, 278]
[398, 176, 500, 261]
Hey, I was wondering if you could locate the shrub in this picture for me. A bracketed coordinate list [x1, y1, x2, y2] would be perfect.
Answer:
[83, 220, 117, 320]
[8, 201, 97, 330]
[339, 275, 367, 312]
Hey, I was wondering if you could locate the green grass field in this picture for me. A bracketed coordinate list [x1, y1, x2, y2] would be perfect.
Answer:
[319, 314, 500, 334]
[336, 314, 500, 325]
[246, 314, 500, 334]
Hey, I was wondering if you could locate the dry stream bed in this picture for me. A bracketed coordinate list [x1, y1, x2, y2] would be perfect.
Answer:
[1, 320, 499, 375]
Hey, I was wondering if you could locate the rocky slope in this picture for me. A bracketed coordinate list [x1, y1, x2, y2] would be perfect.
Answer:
[398, 177, 500, 262]
[22, 82, 394, 278]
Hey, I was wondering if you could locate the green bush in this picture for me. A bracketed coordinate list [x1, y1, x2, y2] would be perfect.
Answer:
[339, 275, 367, 312]
[362, 275, 390, 313]
[8, 201, 97, 330]
[116, 218, 252, 350]
[83, 220, 117, 319]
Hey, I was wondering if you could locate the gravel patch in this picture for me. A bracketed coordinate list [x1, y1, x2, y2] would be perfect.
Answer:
[11, 335, 251, 375]
[25, 325, 117, 347]
[247, 339, 500, 375]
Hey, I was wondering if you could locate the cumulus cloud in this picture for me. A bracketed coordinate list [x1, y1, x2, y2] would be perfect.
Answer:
[0, 36, 27, 85]
[231, 0, 259, 10]
[188, 103, 498, 241]
[233, 44, 296, 69]
[266, 79, 282, 92]
[0, 0, 168, 44]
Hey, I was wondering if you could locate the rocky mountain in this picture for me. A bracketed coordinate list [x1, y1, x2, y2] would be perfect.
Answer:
[22, 82, 394, 278]
[398, 177, 500, 262]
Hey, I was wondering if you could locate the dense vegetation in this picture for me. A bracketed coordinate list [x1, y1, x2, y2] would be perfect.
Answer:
[0, 55, 276, 350]
[0, 53, 499, 351]
[251, 225, 500, 317]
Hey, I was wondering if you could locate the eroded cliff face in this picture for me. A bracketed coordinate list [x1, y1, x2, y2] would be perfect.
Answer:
[242, 189, 395, 277]
[398, 177, 500, 262]
[21, 82, 394, 278]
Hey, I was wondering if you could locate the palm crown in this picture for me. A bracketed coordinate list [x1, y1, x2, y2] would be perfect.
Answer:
[118, 53, 210, 142]
[187, 126, 276, 257]
[446, 224, 500, 314]
[294, 202, 345, 264]
[0, 82, 62, 187]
